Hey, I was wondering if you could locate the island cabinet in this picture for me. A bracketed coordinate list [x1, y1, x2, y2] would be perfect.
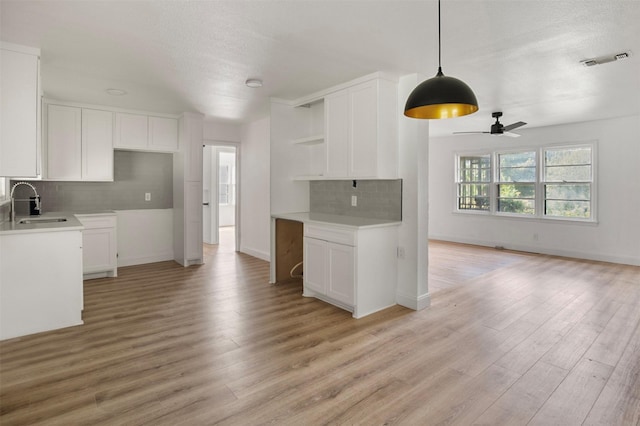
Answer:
[114, 112, 179, 152]
[0, 226, 83, 340]
[303, 222, 398, 318]
[45, 104, 113, 181]
[324, 78, 398, 179]
[0, 43, 40, 177]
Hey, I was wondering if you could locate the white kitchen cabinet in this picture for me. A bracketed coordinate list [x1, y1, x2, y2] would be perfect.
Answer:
[114, 112, 148, 150]
[324, 79, 397, 179]
[82, 109, 114, 181]
[45, 104, 113, 181]
[149, 116, 179, 151]
[303, 222, 397, 317]
[114, 112, 179, 152]
[0, 227, 83, 340]
[76, 213, 117, 279]
[0, 43, 40, 177]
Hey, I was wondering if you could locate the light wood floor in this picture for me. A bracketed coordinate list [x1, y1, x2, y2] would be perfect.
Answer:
[1, 240, 639, 425]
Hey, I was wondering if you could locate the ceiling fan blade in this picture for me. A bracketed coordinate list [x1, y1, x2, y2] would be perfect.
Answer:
[503, 131, 521, 138]
[503, 121, 527, 132]
[452, 131, 490, 135]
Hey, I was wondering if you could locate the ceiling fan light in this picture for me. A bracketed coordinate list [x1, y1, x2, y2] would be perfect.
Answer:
[404, 71, 479, 119]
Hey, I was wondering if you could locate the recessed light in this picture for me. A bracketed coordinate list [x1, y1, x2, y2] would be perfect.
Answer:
[245, 79, 263, 88]
[106, 88, 127, 96]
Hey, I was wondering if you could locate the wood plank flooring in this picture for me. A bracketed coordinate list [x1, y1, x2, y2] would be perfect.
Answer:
[1, 239, 639, 425]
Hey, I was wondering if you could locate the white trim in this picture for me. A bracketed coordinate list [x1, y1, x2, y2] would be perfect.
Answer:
[42, 98, 180, 119]
[428, 234, 640, 267]
[117, 252, 174, 267]
[396, 291, 431, 311]
[240, 246, 270, 262]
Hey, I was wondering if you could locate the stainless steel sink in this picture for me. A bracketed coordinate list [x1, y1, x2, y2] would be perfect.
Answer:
[18, 217, 67, 224]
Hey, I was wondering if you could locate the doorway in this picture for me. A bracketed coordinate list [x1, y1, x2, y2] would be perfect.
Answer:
[203, 145, 238, 251]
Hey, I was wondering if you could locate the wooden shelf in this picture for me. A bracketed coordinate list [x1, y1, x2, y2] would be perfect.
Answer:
[291, 135, 324, 145]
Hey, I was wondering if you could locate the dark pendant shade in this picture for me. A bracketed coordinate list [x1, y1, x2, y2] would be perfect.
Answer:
[404, 0, 479, 120]
[404, 68, 479, 119]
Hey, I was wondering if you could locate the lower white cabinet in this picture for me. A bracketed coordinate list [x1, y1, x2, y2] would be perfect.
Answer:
[303, 222, 397, 318]
[0, 229, 83, 340]
[76, 213, 117, 279]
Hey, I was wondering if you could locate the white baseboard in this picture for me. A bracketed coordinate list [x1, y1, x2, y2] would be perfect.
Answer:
[240, 246, 270, 261]
[396, 291, 431, 311]
[118, 252, 174, 267]
[428, 234, 640, 267]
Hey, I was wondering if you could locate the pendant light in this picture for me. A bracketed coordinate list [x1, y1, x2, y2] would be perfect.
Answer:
[404, 0, 479, 119]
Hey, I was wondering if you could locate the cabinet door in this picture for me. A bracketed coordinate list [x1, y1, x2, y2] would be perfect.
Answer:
[114, 113, 148, 149]
[327, 242, 355, 305]
[0, 47, 39, 177]
[324, 90, 349, 177]
[47, 105, 82, 180]
[149, 116, 178, 151]
[303, 237, 327, 294]
[349, 81, 378, 178]
[82, 109, 113, 181]
[82, 228, 115, 273]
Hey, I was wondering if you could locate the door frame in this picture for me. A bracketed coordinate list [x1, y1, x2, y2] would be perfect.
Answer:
[203, 140, 240, 252]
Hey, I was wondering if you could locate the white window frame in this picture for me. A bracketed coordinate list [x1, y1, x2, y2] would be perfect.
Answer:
[541, 142, 596, 222]
[454, 152, 492, 214]
[454, 142, 597, 223]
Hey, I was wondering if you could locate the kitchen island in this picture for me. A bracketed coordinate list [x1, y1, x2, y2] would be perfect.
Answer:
[271, 212, 401, 318]
[0, 212, 84, 340]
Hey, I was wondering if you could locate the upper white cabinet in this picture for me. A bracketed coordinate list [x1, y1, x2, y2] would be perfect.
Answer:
[325, 79, 397, 179]
[0, 43, 41, 177]
[114, 113, 178, 152]
[45, 104, 113, 181]
[291, 76, 398, 180]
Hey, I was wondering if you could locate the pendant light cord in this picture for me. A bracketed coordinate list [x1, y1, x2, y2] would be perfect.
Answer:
[438, 0, 441, 70]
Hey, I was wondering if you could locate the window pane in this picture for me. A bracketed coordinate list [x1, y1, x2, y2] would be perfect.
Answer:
[545, 147, 591, 166]
[497, 183, 535, 215]
[498, 152, 536, 182]
[545, 184, 590, 200]
[545, 165, 591, 182]
[458, 184, 489, 210]
[545, 200, 590, 218]
[459, 155, 490, 182]
[498, 199, 535, 215]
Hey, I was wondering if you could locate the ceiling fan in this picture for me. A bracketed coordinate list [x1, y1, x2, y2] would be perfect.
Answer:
[454, 112, 527, 137]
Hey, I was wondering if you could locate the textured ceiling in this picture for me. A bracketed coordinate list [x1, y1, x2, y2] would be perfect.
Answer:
[1, 0, 639, 136]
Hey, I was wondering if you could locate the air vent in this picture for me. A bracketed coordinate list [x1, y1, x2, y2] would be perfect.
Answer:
[581, 51, 632, 67]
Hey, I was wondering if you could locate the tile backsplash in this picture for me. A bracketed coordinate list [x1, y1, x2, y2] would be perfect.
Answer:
[310, 179, 402, 221]
[10, 150, 173, 215]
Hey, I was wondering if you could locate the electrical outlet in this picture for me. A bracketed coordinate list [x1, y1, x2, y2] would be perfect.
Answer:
[351, 195, 357, 206]
[145, 192, 151, 201]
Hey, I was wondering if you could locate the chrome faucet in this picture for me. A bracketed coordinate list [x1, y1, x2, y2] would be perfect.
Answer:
[10, 181, 40, 222]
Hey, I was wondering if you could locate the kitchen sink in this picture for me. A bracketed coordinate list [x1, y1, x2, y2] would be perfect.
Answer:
[18, 217, 68, 224]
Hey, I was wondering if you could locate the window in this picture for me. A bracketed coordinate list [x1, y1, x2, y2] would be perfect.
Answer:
[497, 151, 536, 215]
[0, 178, 7, 203]
[543, 146, 592, 219]
[457, 155, 490, 211]
[218, 164, 236, 205]
[455, 143, 595, 221]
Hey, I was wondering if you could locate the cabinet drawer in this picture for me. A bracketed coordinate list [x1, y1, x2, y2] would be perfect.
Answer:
[304, 224, 356, 246]
[76, 215, 116, 230]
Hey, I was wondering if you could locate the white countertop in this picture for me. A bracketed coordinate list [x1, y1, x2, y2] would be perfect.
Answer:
[272, 212, 401, 229]
[0, 212, 84, 235]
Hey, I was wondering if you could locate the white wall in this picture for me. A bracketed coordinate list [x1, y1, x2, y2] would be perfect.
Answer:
[396, 74, 431, 311]
[429, 114, 640, 266]
[240, 116, 270, 261]
[203, 121, 242, 142]
[117, 209, 174, 267]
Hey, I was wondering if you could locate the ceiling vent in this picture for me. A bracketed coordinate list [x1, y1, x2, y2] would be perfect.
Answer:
[581, 51, 632, 67]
